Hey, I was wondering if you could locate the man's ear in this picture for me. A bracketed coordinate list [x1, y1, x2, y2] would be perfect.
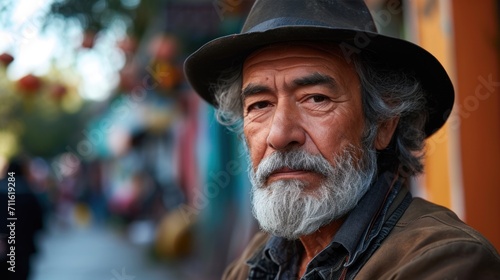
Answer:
[375, 116, 400, 150]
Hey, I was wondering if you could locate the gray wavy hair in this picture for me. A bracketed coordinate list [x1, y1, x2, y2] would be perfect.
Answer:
[210, 51, 428, 177]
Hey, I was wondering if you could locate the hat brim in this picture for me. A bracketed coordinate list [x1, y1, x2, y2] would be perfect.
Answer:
[184, 26, 454, 137]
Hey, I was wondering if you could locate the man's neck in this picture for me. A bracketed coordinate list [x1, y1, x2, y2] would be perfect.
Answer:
[297, 218, 345, 277]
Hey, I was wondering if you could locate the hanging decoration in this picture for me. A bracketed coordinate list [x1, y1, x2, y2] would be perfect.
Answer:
[0, 53, 86, 159]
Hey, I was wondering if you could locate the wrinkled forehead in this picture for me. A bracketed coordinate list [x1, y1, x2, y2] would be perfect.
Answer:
[241, 42, 361, 96]
[243, 41, 355, 70]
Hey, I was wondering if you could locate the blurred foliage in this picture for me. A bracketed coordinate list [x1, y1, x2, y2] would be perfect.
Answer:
[48, 0, 158, 38]
[0, 60, 89, 159]
[0, 0, 254, 160]
[47, 0, 254, 51]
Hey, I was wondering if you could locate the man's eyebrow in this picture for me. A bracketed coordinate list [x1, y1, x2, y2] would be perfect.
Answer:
[292, 72, 337, 90]
[241, 83, 271, 99]
[241, 73, 336, 99]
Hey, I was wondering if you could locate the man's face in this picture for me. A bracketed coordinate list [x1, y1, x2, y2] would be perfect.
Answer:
[242, 43, 375, 239]
[242, 43, 365, 189]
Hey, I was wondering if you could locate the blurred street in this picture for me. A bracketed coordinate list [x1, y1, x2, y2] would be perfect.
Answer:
[31, 221, 186, 280]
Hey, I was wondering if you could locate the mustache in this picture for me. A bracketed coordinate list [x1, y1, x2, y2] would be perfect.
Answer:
[253, 149, 334, 185]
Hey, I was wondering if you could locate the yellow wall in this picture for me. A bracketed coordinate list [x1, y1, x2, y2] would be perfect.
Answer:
[410, 0, 456, 210]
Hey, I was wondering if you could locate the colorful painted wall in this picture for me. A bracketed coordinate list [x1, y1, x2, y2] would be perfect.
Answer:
[405, 0, 500, 250]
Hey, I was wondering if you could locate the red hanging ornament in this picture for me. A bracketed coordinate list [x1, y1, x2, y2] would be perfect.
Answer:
[117, 36, 137, 55]
[0, 53, 14, 66]
[81, 30, 97, 49]
[118, 62, 139, 91]
[50, 83, 67, 100]
[148, 34, 179, 62]
[17, 74, 42, 94]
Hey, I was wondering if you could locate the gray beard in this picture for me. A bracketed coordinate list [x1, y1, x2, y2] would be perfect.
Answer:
[249, 145, 376, 240]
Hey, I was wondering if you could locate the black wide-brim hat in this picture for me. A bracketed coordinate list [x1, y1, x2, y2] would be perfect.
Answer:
[184, 0, 454, 137]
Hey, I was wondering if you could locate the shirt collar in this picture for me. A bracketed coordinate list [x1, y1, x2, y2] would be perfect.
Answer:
[334, 172, 402, 266]
[247, 235, 302, 278]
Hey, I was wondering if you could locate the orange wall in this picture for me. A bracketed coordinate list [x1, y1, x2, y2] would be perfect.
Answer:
[452, 0, 500, 250]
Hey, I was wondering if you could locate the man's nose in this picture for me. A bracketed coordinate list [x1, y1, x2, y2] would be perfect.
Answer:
[266, 100, 306, 150]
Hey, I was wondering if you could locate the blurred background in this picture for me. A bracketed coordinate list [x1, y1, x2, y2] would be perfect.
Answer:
[0, 0, 498, 279]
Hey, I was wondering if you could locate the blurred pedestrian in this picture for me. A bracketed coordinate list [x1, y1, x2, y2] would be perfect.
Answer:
[0, 158, 45, 280]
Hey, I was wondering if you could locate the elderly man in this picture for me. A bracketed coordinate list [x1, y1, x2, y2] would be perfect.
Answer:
[185, 0, 500, 279]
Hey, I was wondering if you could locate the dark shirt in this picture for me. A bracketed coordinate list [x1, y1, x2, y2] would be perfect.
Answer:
[246, 172, 412, 279]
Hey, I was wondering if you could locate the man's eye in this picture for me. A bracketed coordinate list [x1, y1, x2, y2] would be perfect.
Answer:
[247, 101, 270, 111]
[309, 95, 328, 103]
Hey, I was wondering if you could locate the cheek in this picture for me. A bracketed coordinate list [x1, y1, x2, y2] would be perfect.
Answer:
[243, 123, 269, 168]
[304, 110, 365, 160]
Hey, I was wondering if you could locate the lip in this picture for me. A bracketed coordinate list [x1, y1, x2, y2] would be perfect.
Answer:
[267, 168, 312, 181]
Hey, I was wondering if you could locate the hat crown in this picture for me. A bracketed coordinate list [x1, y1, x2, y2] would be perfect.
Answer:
[242, 0, 378, 33]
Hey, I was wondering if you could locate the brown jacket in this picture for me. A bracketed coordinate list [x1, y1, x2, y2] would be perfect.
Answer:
[223, 198, 500, 279]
